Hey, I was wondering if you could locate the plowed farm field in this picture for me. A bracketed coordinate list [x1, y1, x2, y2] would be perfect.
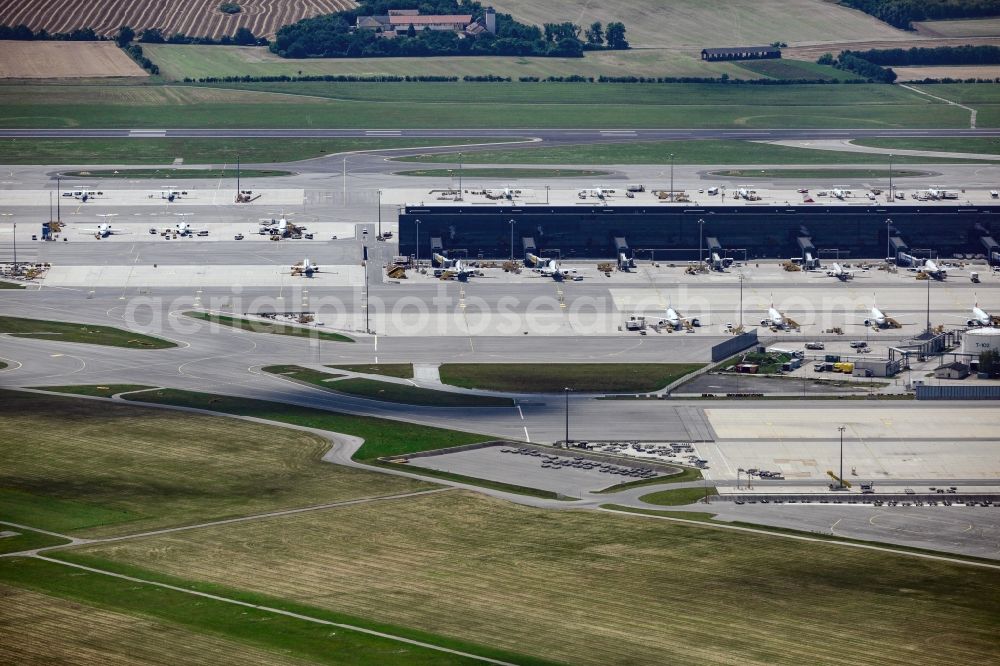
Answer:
[0, 41, 146, 78]
[0, 0, 356, 40]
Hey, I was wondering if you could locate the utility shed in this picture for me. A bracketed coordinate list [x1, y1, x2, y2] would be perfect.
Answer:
[701, 46, 781, 61]
[934, 361, 970, 380]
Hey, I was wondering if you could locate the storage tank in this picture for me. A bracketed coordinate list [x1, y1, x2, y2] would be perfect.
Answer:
[962, 328, 1000, 355]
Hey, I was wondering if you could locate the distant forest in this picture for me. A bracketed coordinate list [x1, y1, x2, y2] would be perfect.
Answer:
[851, 44, 1000, 64]
[841, 0, 1000, 30]
[271, 0, 627, 59]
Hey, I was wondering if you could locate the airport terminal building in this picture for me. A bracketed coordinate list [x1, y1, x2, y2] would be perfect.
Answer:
[397, 187, 1000, 264]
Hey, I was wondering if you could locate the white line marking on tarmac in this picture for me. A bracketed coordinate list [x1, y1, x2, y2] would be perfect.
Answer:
[523, 426, 531, 442]
[517, 404, 524, 420]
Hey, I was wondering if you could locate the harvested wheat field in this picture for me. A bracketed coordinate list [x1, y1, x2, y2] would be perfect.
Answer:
[0, 41, 146, 79]
[0, 583, 308, 665]
[894, 65, 1000, 81]
[0, 0, 356, 40]
[82, 490, 1000, 666]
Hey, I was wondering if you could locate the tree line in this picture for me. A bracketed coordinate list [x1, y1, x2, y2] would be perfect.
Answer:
[849, 44, 1000, 66]
[840, 0, 1000, 30]
[185, 74, 870, 85]
[271, 0, 627, 59]
[818, 51, 897, 83]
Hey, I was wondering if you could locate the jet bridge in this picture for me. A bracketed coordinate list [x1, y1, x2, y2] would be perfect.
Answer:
[796, 236, 819, 270]
[613, 236, 635, 271]
[889, 236, 909, 264]
[704, 237, 732, 271]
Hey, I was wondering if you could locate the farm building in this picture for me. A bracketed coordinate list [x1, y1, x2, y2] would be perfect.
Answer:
[701, 46, 781, 61]
[356, 7, 496, 36]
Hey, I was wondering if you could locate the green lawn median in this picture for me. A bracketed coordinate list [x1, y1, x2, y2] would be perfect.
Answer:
[439, 363, 704, 394]
[639, 486, 718, 506]
[0, 316, 175, 349]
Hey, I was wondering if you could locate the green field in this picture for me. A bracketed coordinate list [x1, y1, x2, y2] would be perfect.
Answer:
[853, 137, 1000, 155]
[0, 526, 69, 555]
[736, 59, 846, 81]
[0, 389, 432, 538]
[123, 389, 492, 461]
[184, 311, 353, 343]
[0, 315, 175, 349]
[639, 486, 718, 506]
[0, 361, 7, 370]
[594, 465, 703, 493]
[0, 137, 521, 165]
[395, 167, 610, 178]
[328, 363, 414, 378]
[0, 280, 25, 289]
[61, 168, 292, 178]
[145, 44, 753, 81]
[397, 139, 983, 165]
[710, 168, 928, 179]
[0, 558, 528, 666]
[37, 384, 155, 398]
[0, 82, 982, 129]
[264, 365, 514, 407]
[438, 363, 704, 393]
[75, 489, 1000, 666]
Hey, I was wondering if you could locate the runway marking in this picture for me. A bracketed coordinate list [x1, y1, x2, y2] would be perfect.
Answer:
[517, 404, 524, 420]
[523, 426, 531, 442]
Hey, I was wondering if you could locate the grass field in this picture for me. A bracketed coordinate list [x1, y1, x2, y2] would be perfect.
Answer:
[0, 315, 175, 349]
[0, 558, 527, 666]
[395, 167, 610, 178]
[0, 581, 329, 666]
[710, 168, 927, 179]
[328, 363, 414, 378]
[735, 59, 845, 81]
[122, 389, 492, 460]
[0, 280, 25, 288]
[639, 486, 718, 506]
[853, 137, 1000, 155]
[0, 137, 519, 165]
[895, 65, 1000, 81]
[0, 82, 979, 129]
[0, 389, 431, 538]
[77, 490, 1000, 665]
[37, 384, 155, 397]
[184, 311, 353, 342]
[438, 363, 704, 393]
[264, 365, 514, 407]
[396, 139, 984, 165]
[914, 17, 1000, 37]
[61, 168, 292, 178]
[0, 526, 69, 555]
[0, 41, 146, 79]
[146, 44, 753, 81]
[0, 361, 7, 370]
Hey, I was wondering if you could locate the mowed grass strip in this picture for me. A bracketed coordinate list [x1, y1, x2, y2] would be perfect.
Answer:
[328, 363, 414, 378]
[397, 139, 983, 165]
[593, 465, 703, 493]
[0, 389, 431, 538]
[0, 526, 69, 555]
[61, 168, 292, 179]
[122, 389, 493, 460]
[0, 315, 175, 349]
[36, 384, 155, 398]
[265, 365, 514, 407]
[853, 136, 1000, 156]
[0, 82, 977, 129]
[710, 168, 928, 179]
[395, 167, 610, 178]
[0, 580, 318, 666]
[0, 280, 25, 289]
[0, 137, 523, 165]
[184, 311, 353, 342]
[78, 490, 1000, 666]
[0, 560, 521, 666]
[639, 486, 718, 506]
[439, 363, 704, 393]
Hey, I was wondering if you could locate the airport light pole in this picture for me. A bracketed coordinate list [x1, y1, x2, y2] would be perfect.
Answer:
[888, 153, 893, 202]
[926, 270, 932, 334]
[415, 219, 421, 267]
[564, 387, 571, 445]
[669, 153, 675, 202]
[545, 185, 550, 205]
[457, 152, 463, 200]
[342, 156, 348, 208]
[738, 271, 745, 328]
[377, 189, 382, 237]
[885, 218, 893, 263]
[509, 219, 516, 261]
[2, 214, 14, 268]
[837, 425, 846, 489]
[698, 218, 705, 265]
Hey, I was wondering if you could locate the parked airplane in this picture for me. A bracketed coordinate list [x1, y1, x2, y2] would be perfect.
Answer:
[863, 296, 904, 329]
[259, 216, 305, 238]
[945, 298, 999, 327]
[432, 253, 473, 280]
[79, 214, 128, 238]
[658, 303, 701, 331]
[157, 188, 189, 202]
[825, 262, 854, 281]
[170, 214, 207, 237]
[526, 252, 564, 280]
[919, 258, 947, 281]
[760, 298, 799, 330]
[291, 258, 319, 277]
